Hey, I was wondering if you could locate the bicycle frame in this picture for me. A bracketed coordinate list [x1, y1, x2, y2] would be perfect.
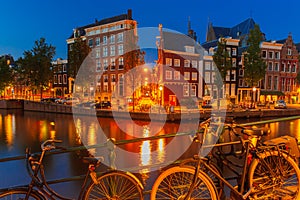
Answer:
[24, 141, 100, 200]
[185, 120, 290, 200]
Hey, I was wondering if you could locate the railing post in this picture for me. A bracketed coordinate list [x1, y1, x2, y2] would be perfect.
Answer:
[107, 138, 116, 170]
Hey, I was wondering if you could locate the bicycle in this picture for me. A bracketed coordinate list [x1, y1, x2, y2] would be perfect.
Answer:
[150, 117, 300, 199]
[0, 139, 144, 200]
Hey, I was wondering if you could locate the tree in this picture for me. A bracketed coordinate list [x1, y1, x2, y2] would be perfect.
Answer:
[68, 35, 91, 79]
[213, 37, 232, 108]
[123, 23, 145, 111]
[0, 58, 13, 96]
[243, 24, 266, 87]
[19, 38, 56, 99]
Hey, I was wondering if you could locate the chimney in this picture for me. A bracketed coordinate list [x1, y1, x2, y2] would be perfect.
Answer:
[127, 9, 132, 20]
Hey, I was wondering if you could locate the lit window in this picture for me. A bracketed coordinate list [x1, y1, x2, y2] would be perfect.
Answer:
[184, 60, 190, 67]
[166, 58, 172, 66]
[183, 85, 189, 96]
[192, 72, 197, 81]
[174, 59, 180, 67]
[184, 72, 190, 80]
[174, 71, 180, 80]
[166, 70, 172, 80]
[191, 85, 196, 96]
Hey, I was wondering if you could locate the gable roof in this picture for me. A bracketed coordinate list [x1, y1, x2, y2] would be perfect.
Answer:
[162, 31, 205, 55]
[68, 10, 133, 39]
[206, 18, 256, 42]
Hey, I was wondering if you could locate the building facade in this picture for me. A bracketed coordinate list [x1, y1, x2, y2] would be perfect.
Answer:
[52, 58, 69, 97]
[67, 9, 138, 106]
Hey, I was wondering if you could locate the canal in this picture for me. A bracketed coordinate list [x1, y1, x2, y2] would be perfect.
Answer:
[0, 109, 299, 198]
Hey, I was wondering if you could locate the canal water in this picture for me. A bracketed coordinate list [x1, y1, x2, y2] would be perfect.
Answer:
[0, 109, 299, 198]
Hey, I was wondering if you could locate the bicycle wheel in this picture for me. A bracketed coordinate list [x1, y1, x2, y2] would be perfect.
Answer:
[0, 187, 45, 200]
[84, 171, 143, 200]
[180, 159, 224, 199]
[151, 166, 218, 200]
[248, 150, 300, 199]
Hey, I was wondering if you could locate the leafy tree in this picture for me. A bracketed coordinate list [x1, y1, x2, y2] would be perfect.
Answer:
[243, 24, 266, 87]
[123, 23, 145, 111]
[19, 38, 56, 99]
[0, 58, 13, 96]
[213, 37, 232, 108]
[68, 35, 91, 79]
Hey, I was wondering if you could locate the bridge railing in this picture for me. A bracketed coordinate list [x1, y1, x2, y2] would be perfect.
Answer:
[0, 115, 300, 190]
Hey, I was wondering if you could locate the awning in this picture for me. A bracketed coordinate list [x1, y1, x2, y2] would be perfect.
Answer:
[260, 90, 285, 96]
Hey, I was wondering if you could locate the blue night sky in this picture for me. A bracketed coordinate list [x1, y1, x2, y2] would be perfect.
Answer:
[1, 0, 300, 60]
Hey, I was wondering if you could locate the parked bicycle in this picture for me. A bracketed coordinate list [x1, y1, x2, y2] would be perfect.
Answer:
[0, 139, 144, 200]
[150, 117, 300, 199]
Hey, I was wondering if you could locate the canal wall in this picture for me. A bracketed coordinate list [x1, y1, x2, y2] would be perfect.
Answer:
[1, 100, 300, 121]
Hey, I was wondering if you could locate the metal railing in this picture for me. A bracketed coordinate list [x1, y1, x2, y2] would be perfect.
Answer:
[0, 115, 300, 190]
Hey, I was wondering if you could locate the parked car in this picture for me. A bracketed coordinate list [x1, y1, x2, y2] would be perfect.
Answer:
[274, 100, 287, 109]
[95, 101, 112, 109]
[63, 97, 80, 105]
[41, 98, 57, 104]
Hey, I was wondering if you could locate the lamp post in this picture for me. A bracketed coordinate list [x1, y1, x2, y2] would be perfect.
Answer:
[252, 86, 257, 109]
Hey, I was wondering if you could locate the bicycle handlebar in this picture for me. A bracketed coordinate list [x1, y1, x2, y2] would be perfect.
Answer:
[41, 139, 63, 151]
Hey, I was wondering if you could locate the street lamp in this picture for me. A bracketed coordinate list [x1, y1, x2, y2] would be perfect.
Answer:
[252, 87, 257, 108]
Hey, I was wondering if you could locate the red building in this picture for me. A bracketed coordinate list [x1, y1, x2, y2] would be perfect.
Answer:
[156, 24, 205, 107]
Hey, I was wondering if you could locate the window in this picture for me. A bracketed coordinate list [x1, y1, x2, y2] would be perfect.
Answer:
[183, 85, 189, 96]
[110, 58, 115, 70]
[58, 75, 62, 84]
[103, 47, 108, 57]
[63, 74, 67, 84]
[262, 50, 267, 58]
[184, 72, 190, 80]
[118, 57, 124, 70]
[111, 74, 116, 82]
[174, 71, 180, 80]
[96, 60, 101, 72]
[227, 48, 231, 56]
[118, 74, 124, 96]
[185, 46, 195, 53]
[232, 58, 236, 67]
[274, 76, 278, 90]
[184, 60, 190, 67]
[174, 59, 180, 67]
[192, 72, 197, 81]
[110, 46, 115, 56]
[287, 48, 292, 55]
[275, 52, 280, 59]
[239, 79, 243, 87]
[96, 49, 100, 58]
[232, 48, 237, 56]
[292, 63, 296, 73]
[231, 70, 236, 81]
[205, 72, 210, 83]
[96, 37, 100, 46]
[110, 35, 115, 43]
[117, 33, 123, 43]
[104, 59, 108, 70]
[54, 75, 57, 84]
[268, 51, 273, 59]
[281, 63, 285, 72]
[268, 62, 273, 71]
[118, 44, 123, 55]
[274, 63, 279, 71]
[267, 76, 272, 90]
[205, 62, 210, 70]
[88, 39, 93, 47]
[165, 70, 172, 80]
[192, 60, 197, 68]
[103, 36, 107, 44]
[191, 85, 196, 96]
[166, 58, 172, 66]
[63, 64, 67, 72]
